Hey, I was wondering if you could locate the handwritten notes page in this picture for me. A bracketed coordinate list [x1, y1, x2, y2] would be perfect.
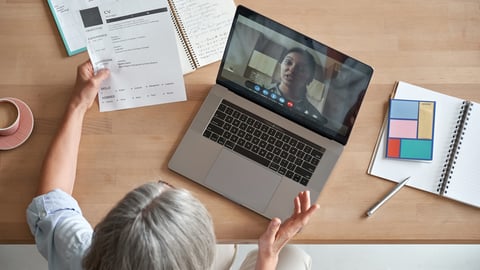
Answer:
[169, 0, 236, 68]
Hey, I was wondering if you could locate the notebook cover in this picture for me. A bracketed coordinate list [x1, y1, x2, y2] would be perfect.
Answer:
[385, 99, 436, 161]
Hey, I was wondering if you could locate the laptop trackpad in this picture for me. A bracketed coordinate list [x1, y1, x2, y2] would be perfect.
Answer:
[205, 149, 282, 212]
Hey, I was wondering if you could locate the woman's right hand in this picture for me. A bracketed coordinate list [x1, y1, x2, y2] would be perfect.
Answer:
[255, 190, 319, 270]
[70, 60, 110, 111]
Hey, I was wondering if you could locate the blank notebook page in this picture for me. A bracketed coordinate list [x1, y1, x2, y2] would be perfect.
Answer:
[444, 102, 480, 207]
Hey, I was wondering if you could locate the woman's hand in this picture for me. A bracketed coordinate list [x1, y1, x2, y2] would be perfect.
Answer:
[255, 190, 319, 270]
[70, 60, 109, 111]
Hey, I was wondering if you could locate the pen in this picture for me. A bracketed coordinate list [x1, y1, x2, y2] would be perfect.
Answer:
[366, 176, 411, 217]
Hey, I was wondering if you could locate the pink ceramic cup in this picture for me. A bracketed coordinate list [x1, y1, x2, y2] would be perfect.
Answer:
[0, 98, 20, 136]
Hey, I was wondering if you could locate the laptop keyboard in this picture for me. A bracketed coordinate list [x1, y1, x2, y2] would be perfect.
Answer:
[202, 100, 325, 186]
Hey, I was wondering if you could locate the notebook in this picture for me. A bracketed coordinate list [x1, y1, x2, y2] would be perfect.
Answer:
[168, 0, 236, 74]
[169, 5, 374, 220]
[368, 81, 480, 208]
[46, 0, 96, 56]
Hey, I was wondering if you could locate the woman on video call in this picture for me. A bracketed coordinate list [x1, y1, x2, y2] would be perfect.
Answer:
[269, 47, 322, 118]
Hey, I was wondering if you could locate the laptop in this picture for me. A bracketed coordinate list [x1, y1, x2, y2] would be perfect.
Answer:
[169, 5, 373, 220]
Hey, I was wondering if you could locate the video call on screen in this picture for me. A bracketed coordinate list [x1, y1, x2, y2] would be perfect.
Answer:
[220, 14, 371, 143]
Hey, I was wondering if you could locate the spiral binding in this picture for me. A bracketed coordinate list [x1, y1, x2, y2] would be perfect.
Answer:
[167, 1, 199, 70]
[437, 101, 473, 195]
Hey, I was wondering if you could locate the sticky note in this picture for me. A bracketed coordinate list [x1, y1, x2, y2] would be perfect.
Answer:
[386, 99, 436, 160]
[418, 102, 434, 139]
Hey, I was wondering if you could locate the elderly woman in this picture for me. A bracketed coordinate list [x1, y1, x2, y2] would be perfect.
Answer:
[27, 60, 319, 270]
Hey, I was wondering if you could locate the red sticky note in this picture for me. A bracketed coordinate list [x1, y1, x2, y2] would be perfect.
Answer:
[387, 138, 400, 158]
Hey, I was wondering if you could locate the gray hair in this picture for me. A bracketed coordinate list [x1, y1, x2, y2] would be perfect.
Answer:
[83, 182, 216, 270]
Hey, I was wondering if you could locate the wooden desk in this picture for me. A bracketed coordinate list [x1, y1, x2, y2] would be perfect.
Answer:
[1, 0, 479, 244]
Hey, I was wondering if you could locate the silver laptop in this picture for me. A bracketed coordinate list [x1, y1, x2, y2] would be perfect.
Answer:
[169, 5, 373, 220]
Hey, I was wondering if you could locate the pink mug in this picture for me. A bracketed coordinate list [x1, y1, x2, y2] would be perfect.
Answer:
[0, 98, 20, 136]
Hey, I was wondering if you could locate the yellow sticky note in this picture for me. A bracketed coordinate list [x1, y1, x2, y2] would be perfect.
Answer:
[418, 101, 434, 139]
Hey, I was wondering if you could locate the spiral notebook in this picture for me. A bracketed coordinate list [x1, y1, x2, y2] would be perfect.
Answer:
[168, 0, 236, 74]
[368, 81, 480, 208]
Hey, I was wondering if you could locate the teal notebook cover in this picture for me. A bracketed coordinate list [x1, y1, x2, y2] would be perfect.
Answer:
[47, 0, 87, 56]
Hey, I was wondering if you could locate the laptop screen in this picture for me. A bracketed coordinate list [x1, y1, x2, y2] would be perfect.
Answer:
[217, 5, 374, 145]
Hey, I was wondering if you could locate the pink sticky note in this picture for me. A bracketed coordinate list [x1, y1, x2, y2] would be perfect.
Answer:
[388, 119, 417, 138]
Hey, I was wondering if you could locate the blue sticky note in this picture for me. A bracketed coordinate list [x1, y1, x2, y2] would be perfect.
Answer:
[390, 99, 419, 120]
